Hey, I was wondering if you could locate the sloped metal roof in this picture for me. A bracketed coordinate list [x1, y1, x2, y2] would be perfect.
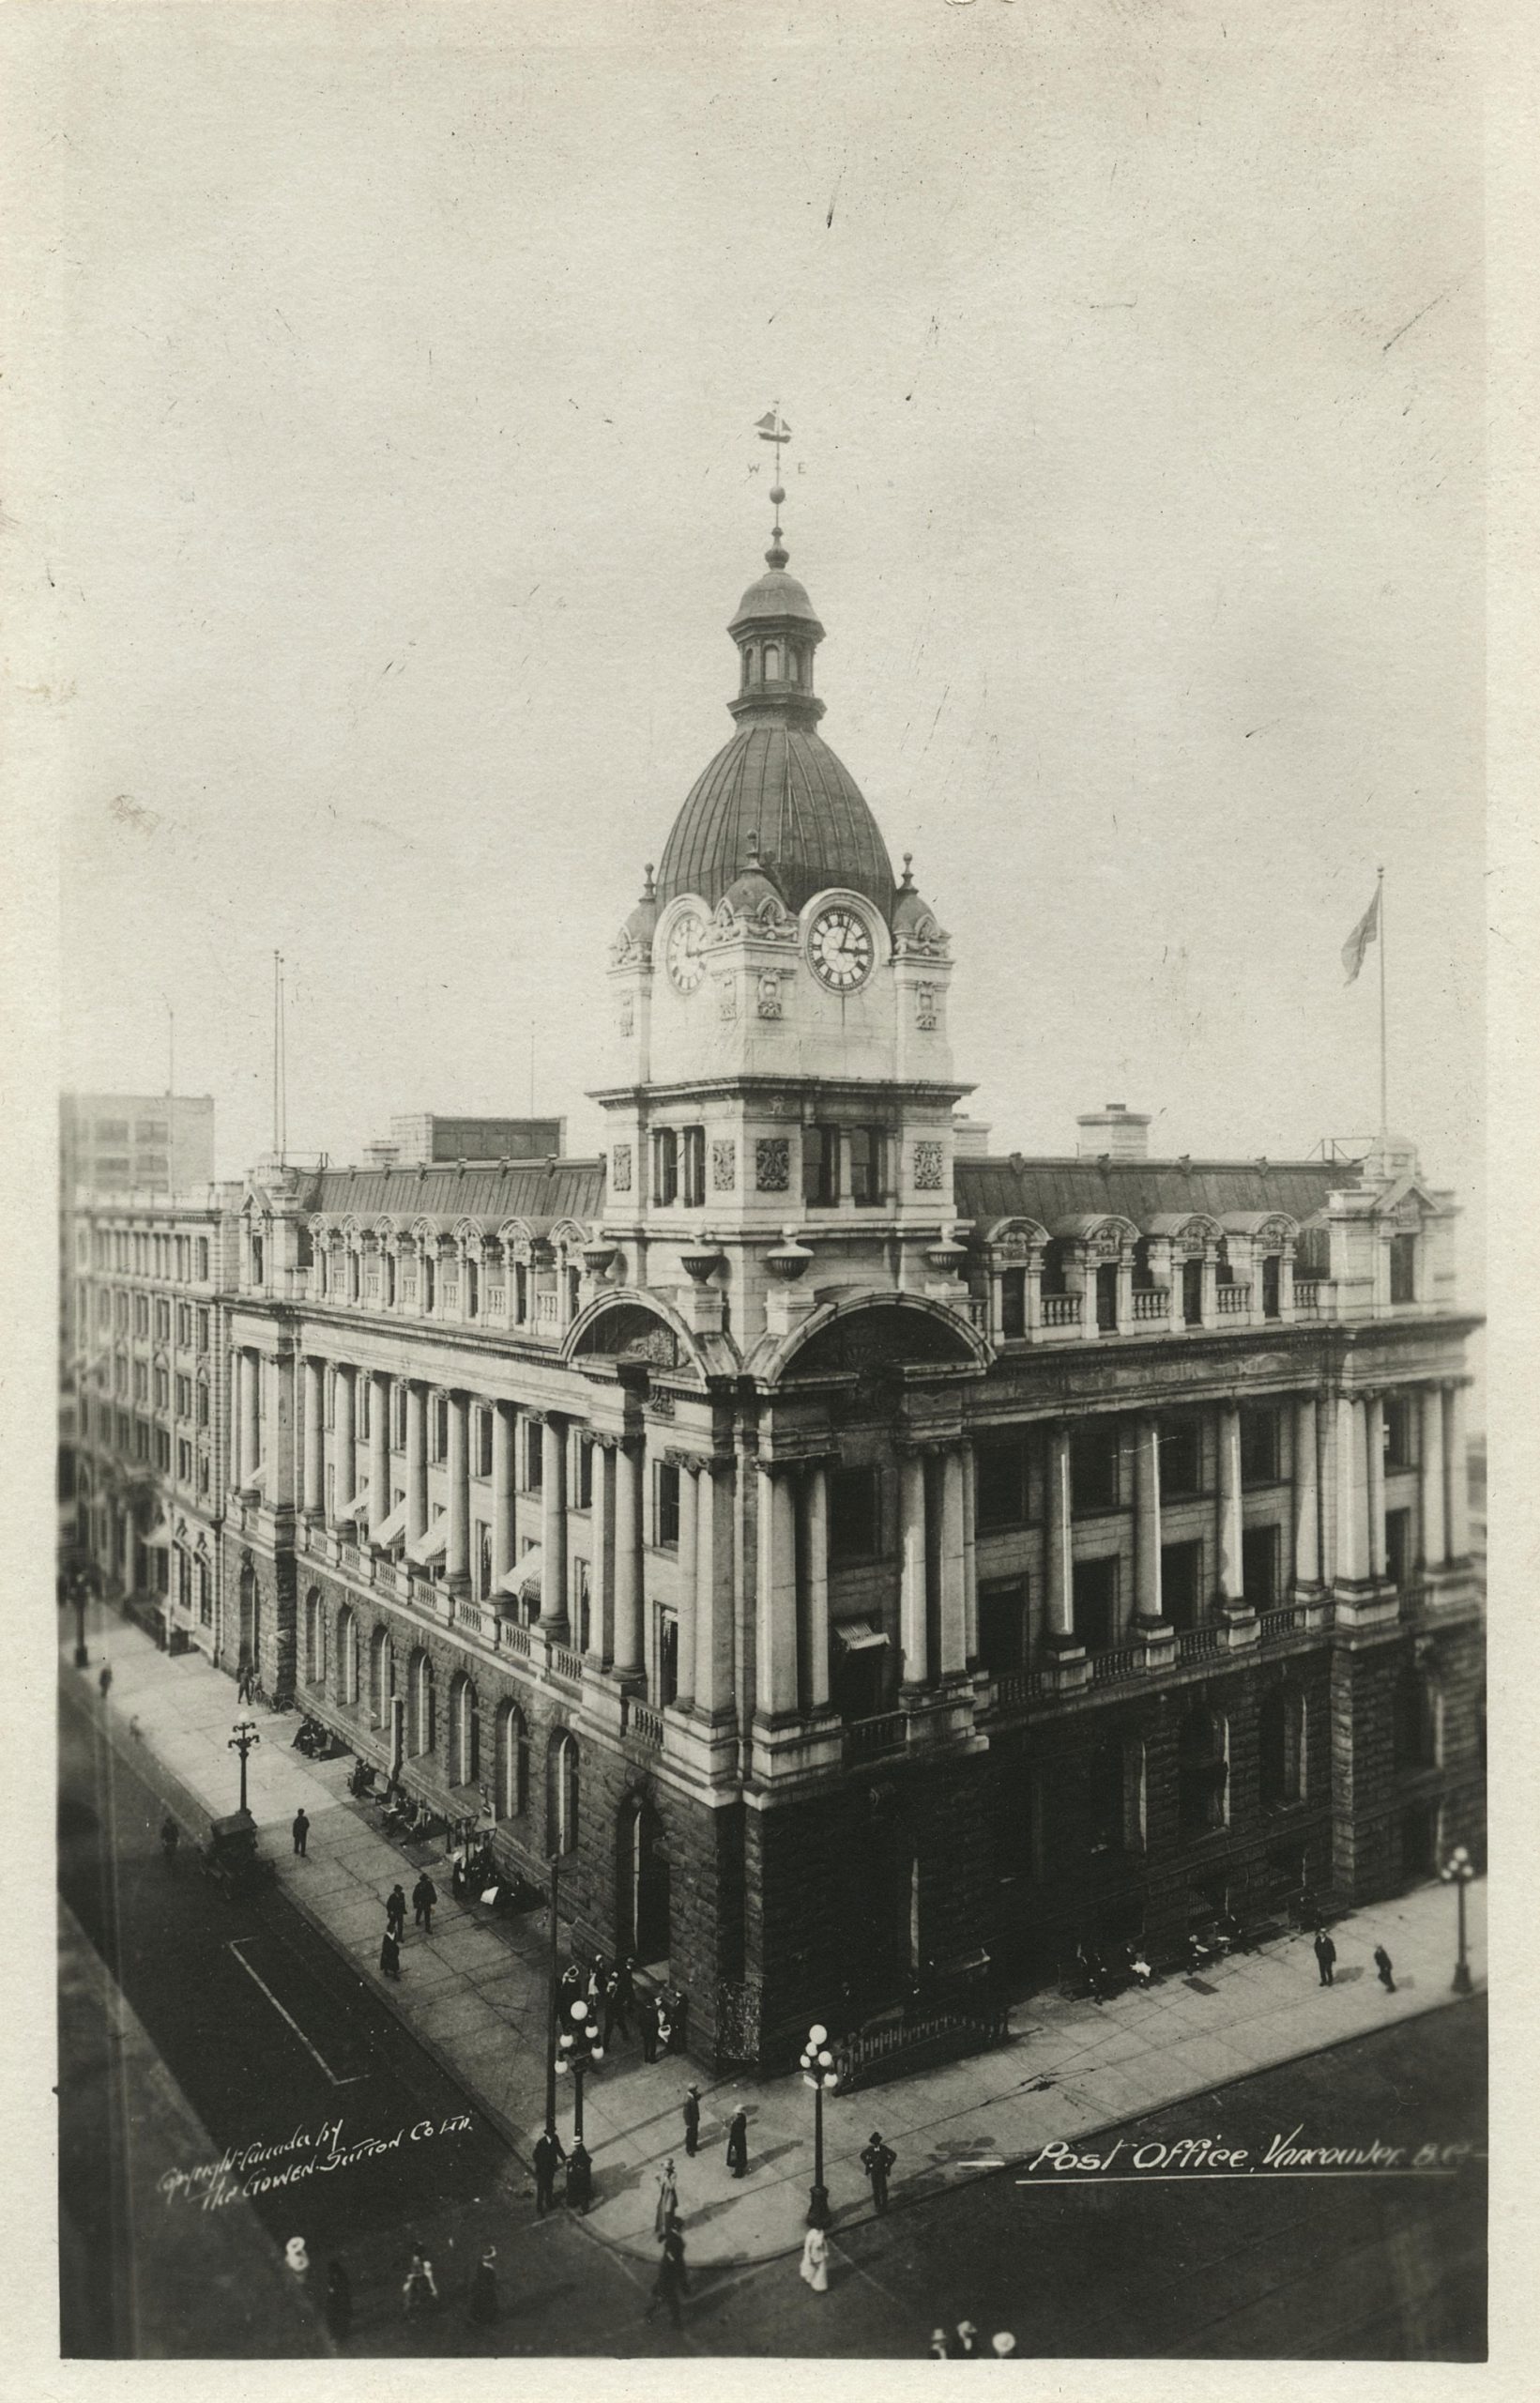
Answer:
[955, 1156, 1349, 1232]
[302, 1157, 605, 1223]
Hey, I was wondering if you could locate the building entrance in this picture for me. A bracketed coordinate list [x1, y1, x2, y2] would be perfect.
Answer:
[621, 1798, 671, 1969]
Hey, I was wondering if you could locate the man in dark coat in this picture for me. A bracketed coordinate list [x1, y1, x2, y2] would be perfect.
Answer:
[324, 2259, 353, 2342]
[1374, 1943, 1396, 1992]
[412, 1870, 437, 1934]
[468, 2245, 499, 2323]
[533, 2125, 565, 2215]
[639, 1995, 660, 2064]
[379, 1928, 402, 1981]
[603, 1969, 629, 2043]
[386, 1884, 407, 1940]
[861, 2131, 897, 2214]
[1314, 1926, 1336, 1986]
[645, 2219, 688, 2329]
[292, 1808, 310, 1858]
[725, 2107, 748, 2178]
[682, 2086, 701, 2158]
[566, 2137, 593, 2212]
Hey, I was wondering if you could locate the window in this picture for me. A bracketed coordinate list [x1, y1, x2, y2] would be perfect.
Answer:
[476, 1408, 494, 1479]
[976, 1435, 1030, 1532]
[1393, 1663, 1439, 1770]
[653, 1608, 679, 1707]
[575, 1436, 594, 1511]
[1085, 1738, 1126, 1857]
[133, 1362, 148, 1402]
[653, 1128, 679, 1205]
[1383, 1395, 1414, 1469]
[1071, 1421, 1120, 1515]
[1041, 1239, 1068, 1297]
[1214, 1237, 1233, 1287]
[134, 1295, 149, 1337]
[680, 1125, 706, 1208]
[348, 1252, 360, 1304]
[476, 1521, 492, 1599]
[136, 1119, 168, 1144]
[1258, 1687, 1304, 1811]
[358, 1380, 371, 1440]
[196, 1239, 209, 1280]
[1241, 1406, 1280, 1486]
[175, 1305, 190, 1345]
[1389, 1232, 1417, 1304]
[96, 1119, 130, 1143]
[526, 1419, 544, 1491]
[1242, 1523, 1278, 1607]
[572, 1556, 590, 1650]
[153, 1366, 169, 1408]
[422, 1252, 436, 1310]
[654, 1460, 680, 1549]
[498, 1703, 530, 1819]
[465, 1259, 480, 1318]
[547, 1731, 580, 1855]
[848, 1128, 885, 1206]
[978, 1576, 1028, 1675]
[432, 1396, 449, 1462]
[1261, 1254, 1282, 1320]
[196, 1380, 209, 1427]
[1385, 1506, 1412, 1590]
[199, 1452, 210, 1494]
[1072, 1557, 1117, 1650]
[830, 1463, 880, 1561]
[802, 1124, 840, 1207]
[1178, 1707, 1229, 1835]
[385, 1252, 397, 1307]
[1000, 1268, 1027, 1339]
[1160, 1539, 1202, 1631]
[196, 1308, 209, 1351]
[1094, 1262, 1119, 1333]
[393, 1385, 408, 1447]
[1160, 1415, 1202, 1496]
[177, 1439, 192, 1481]
[154, 1427, 170, 1470]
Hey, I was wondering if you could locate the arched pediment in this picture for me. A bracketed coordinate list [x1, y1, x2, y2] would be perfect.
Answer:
[760, 1291, 991, 1387]
[566, 1288, 709, 1381]
[983, 1215, 1050, 1259]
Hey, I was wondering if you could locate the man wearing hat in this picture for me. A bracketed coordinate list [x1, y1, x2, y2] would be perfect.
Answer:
[954, 2320, 981, 2360]
[860, 2130, 897, 2215]
[682, 2085, 701, 2157]
[991, 2333, 1016, 2357]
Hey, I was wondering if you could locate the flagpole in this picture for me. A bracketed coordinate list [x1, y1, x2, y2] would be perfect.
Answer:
[1377, 865, 1387, 1135]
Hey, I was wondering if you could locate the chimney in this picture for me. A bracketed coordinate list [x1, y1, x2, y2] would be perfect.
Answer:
[1076, 1102, 1150, 1162]
[363, 1140, 402, 1171]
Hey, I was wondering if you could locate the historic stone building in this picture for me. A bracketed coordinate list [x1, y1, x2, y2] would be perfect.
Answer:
[63, 522, 1484, 2069]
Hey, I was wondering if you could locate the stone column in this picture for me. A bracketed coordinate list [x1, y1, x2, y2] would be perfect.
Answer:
[302, 1356, 324, 1516]
[613, 1438, 644, 1676]
[1200, 1246, 1219, 1330]
[805, 1460, 831, 1710]
[1365, 1391, 1387, 1582]
[1443, 1382, 1470, 1558]
[1334, 1392, 1370, 1585]
[961, 1441, 979, 1665]
[238, 1348, 260, 1486]
[1215, 1402, 1243, 1606]
[1292, 1394, 1321, 1591]
[271, 1351, 296, 1510]
[447, 1390, 470, 1589]
[1045, 1423, 1075, 1643]
[694, 1460, 733, 1717]
[492, 1400, 516, 1588]
[587, 1435, 614, 1664]
[369, 1371, 390, 1535]
[330, 1365, 356, 1527]
[404, 1381, 428, 1545]
[938, 1446, 968, 1675]
[676, 1457, 699, 1708]
[755, 1462, 800, 1716]
[1420, 1384, 1447, 1567]
[1133, 1416, 1165, 1626]
[540, 1416, 568, 1630]
[898, 1449, 929, 1688]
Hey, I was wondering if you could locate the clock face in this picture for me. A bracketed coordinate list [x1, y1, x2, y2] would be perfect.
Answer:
[665, 911, 706, 994]
[808, 904, 874, 992]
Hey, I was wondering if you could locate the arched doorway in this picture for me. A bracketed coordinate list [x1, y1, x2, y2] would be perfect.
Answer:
[238, 1558, 258, 1670]
[619, 1794, 670, 1968]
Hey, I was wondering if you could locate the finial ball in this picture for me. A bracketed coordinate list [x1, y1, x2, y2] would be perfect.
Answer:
[770, 485, 785, 506]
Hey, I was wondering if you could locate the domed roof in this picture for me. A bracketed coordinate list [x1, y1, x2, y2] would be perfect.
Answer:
[657, 722, 895, 919]
[729, 569, 823, 633]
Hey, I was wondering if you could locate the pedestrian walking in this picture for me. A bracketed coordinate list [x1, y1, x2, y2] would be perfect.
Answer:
[645, 2219, 688, 2329]
[861, 2130, 897, 2214]
[402, 2247, 438, 2319]
[468, 2245, 499, 2323]
[656, 1999, 676, 2057]
[602, 1969, 625, 2044]
[928, 2330, 953, 2361]
[386, 1883, 407, 1940]
[654, 2157, 679, 2238]
[1374, 1943, 1396, 1993]
[640, 1994, 660, 2063]
[412, 1870, 437, 1933]
[292, 1808, 310, 1858]
[236, 1659, 254, 1705]
[954, 2320, 981, 2360]
[799, 2226, 830, 2294]
[98, 1662, 113, 1704]
[379, 1928, 402, 1981]
[1314, 1926, 1337, 1987]
[160, 1815, 180, 1869]
[725, 2105, 748, 2178]
[533, 2124, 566, 2215]
[566, 2137, 593, 2212]
[991, 2333, 1017, 2357]
[682, 2085, 701, 2158]
[324, 2259, 353, 2343]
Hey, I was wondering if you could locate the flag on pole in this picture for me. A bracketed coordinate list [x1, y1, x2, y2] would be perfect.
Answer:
[1341, 886, 1380, 985]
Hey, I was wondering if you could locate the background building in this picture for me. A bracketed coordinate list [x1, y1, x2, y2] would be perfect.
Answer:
[61, 1093, 216, 1198]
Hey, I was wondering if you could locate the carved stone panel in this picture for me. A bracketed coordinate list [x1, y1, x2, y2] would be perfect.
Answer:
[913, 1140, 944, 1192]
[711, 1140, 737, 1193]
[611, 1144, 633, 1195]
[756, 1138, 790, 1193]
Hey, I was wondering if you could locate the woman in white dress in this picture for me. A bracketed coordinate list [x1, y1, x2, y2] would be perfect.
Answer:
[799, 2226, 830, 2293]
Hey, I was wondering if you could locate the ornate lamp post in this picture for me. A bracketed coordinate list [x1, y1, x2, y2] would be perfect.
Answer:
[61, 1559, 99, 1670]
[800, 2020, 839, 2228]
[229, 1713, 260, 1816]
[556, 1994, 605, 2144]
[1440, 1843, 1476, 1996]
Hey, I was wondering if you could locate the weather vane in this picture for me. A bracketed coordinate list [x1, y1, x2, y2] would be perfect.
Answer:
[755, 405, 791, 565]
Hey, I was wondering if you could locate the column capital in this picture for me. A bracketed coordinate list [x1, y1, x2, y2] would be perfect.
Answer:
[587, 1428, 621, 1452]
[663, 1446, 704, 1475]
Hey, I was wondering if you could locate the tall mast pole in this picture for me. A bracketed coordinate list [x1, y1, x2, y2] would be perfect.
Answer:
[1377, 865, 1387, 1136]
[272, 950, 282, 1156]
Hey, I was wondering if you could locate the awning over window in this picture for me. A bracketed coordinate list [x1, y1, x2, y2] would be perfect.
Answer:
[244, 1462, 267, 1494]
[833, 1618, 888, 1652]
[498, 1545, 543, 1599]
[374, 1499, 408, 1546]
[144, 1510, 171, 1549]
[338, 1492, 371, 1523]
[406, 1515, 448, 1566]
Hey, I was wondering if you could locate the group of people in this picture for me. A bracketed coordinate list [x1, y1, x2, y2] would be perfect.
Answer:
[1313, 1923, 1397, 1992]
[377, 1875, 439, 1979]
[927, 2322, 1017, 2359]
[287, 2241, 503, 2340]
[555, 1952, 683, 2062]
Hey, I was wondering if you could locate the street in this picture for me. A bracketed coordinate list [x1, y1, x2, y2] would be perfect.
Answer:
[59, 1674, 1485, 2358]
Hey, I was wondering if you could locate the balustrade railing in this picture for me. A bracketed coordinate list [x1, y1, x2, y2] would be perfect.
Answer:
[550, 1642, 584, 1684]
[1041, 1293, 1081, 1328]
[1215, 1283, 1252, 1316]
[454, 1597, 485, 1635]
[1292, 1281, 1321, 1315]
[497, 1616, 532, 1659]
[1178, 1625, 1221, 1661]
[1132, 1287, 1168, 1322]
[1089, 1644, 1142, 1686]
[623, 1695, 664, 1749]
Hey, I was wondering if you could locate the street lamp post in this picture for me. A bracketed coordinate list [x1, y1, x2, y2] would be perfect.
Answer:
[1440, 1843, 1475, 1996]
[544, 1855, 561, 2138]
[556, 1995, 605, 2145]
[61, 1560, 98, 1669]
[800, 2020, 839, 2229]
[229, 1714, 260, 1816]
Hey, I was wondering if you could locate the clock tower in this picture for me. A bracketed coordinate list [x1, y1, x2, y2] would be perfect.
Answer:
[595, 498, 972, 1359]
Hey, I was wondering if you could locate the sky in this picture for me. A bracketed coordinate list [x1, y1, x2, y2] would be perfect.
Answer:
[23, 1, 1483, 1302]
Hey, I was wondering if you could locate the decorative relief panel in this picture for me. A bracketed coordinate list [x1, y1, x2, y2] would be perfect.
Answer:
[716, 975, 738, 1022]
[755, 1138, 790, 1193]
[756, 972, 783, 1020]
[915, 983, 938, 1030]
[711, 1140, 737, 1193]
[912, 1140, 944, 1192]
[612, 1144, 633, 1195]
[618, 994, 635, 1038]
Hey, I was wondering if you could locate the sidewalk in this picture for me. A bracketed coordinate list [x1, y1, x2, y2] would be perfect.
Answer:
[69, 1603, 1486, 2274]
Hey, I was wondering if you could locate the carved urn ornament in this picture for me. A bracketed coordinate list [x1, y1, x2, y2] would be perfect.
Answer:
[765, 1230, 815, 1282]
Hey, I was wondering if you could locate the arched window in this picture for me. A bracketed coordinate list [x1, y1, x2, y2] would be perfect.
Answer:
[740, 647, 752, 692]
[764, 642, 780, 681]
[370, 1625, 390, 1723]
[334, 1604, 358, 1707]
[1259, 1682, 1306, 1808]
[448, 1672, 480, 1787]
[1178, 1707, 1228, 1836]
[304, 1587, 326, 1687]
[1394, 1661, 1440, 1770]
[496, 1701, 529, 1820]
[547, 1730, 580, 1856]
[1085, 1737, 1126, 1856]
[407, 1647, 435, 1757]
